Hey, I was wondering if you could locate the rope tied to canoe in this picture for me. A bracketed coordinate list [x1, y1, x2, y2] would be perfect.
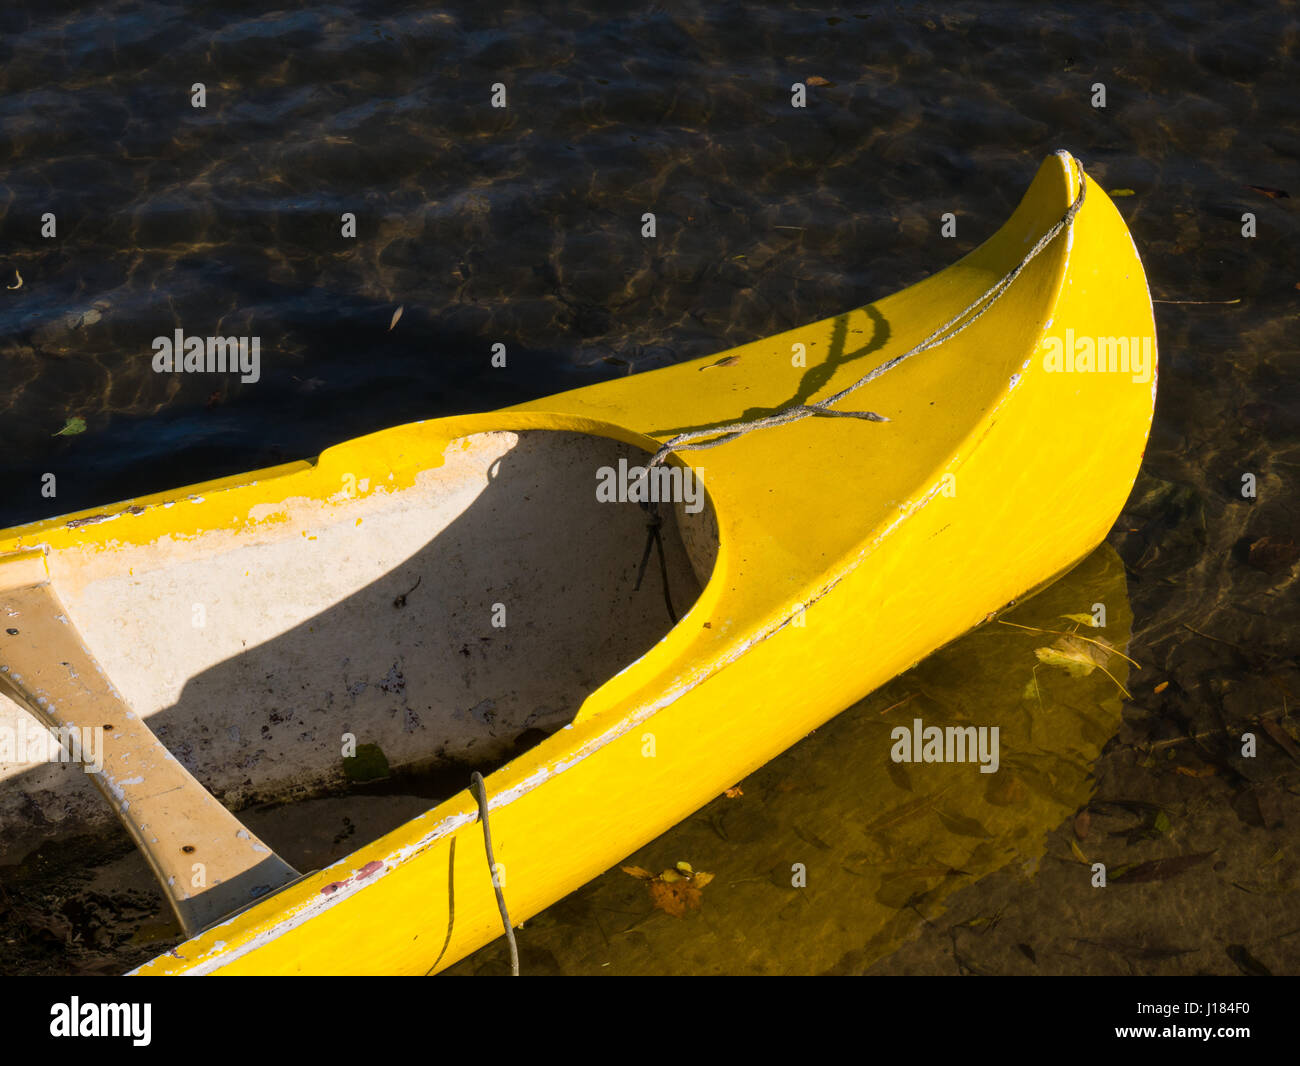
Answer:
[470, 771, 520, 976]
[640, 157, 1088, 471]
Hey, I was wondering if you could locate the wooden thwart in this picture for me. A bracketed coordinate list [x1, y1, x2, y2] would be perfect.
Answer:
[0, 548, 299, 936]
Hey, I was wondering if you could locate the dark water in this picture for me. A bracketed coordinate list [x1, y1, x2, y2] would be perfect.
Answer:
[1, 2, 1298, 975]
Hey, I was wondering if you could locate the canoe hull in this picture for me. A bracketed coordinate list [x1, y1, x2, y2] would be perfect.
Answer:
[0, 151, 1155, 975]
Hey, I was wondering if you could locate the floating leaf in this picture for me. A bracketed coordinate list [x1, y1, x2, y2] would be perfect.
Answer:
[1074, 811, 1091, 840]
[1259, 719, 1300, 763]
[675, 861, 694, 875]
[1245, 184, 1289, 199]
[1111, 851, 1212, 884]
[699, 355, 740, 370]
[388, 305, 404, 330]
[693, 872, 715, 888]
[805, 75, 831, 86]
[648, 878, 702, 917]
[724, 786, 744, 798]
[7, 269, 22, 290]
[1108, 188, 1136, 197]
[938, 809, 992, 839]
[1034, 635, 1132, 698]
[1035, 637, 1104, 677]
[1246, 536, 1298, 573]
[1154, 681, 1169, 694]
[1226, 944, 1273, 976]
[620, 865, 655, 880]
[1153, 811, 1171, 833]
[1060, 613, 1098, 626]
[1069, 839, 1090, 864]
[53, 416, 86, 437]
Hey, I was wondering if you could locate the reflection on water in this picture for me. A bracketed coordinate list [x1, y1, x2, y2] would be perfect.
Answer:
[448, 545, 1131, 975]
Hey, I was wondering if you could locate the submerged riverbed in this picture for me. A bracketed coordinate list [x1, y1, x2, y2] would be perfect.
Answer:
[1, 1, 1297, 975]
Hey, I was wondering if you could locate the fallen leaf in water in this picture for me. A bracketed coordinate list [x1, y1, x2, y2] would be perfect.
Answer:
[805, 75, 831, 86]
[1154, 681, 1169, 694]
[1259, 719, 1300, 763]
[53, 416, 86, 437]
[1226, 943, 1273, 976]
[626, 862, 717, 916]
[1174, 764, 1215, 778]
[388, 305, 404, 330]
[1111, 851, 1212, 884]
[1060, 613, 1098, 626]
[939, 809, 992, 839]
[648, 878, 702, 917]
[1247, 537, 1298, 573]
[699, 355, 740, 370]
[1035, 636, 1106, 677]
[724, 786, 743, 798]
[1070, 839, 1090, 864]
[1074, 811, 1091, 839]
[7, 269, 21, 290]
[1153, 811, 1171, 833]
[1245, 184, 1289, 199]
[1109, 188, 1136, 197]
[1034, 636, 1131, 698]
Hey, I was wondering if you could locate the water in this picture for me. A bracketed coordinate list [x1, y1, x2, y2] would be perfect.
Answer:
[1, 1, 1297, 975]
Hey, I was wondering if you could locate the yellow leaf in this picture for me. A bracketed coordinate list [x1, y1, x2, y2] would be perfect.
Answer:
[1109, 188, 1136, 196]
[675, 861, 694, 875]
[1060, 613, 1097, 626]
[693, 871, 715, 888]
[659, 869, 684, 883]
[1035, 637, 1103, 677]
[1069, 839, 1089, 864]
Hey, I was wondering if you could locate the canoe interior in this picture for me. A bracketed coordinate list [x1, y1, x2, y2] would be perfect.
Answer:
[0, 430, 712, 862]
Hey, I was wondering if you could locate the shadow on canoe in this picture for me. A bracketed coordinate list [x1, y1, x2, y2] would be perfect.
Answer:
[0, 430, 713, 860]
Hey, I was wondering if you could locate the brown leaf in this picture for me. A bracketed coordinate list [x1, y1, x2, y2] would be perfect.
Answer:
[1112, 851, 1213, 884]
[1245, 184, 1289, 199]
[1247, 536, 1298, 573]
[805, 75, 831, 86]
[1226, 944, 1273, 976]
[1074, 810, 1091, 839]
[648, 878, 703, 917]
[699, 355, 741, 370]
[1259, 719, 1300, 763]
[724, 786, 743, 798]
[1153, 681, 1169, 694]
[621, 865, 655, 880]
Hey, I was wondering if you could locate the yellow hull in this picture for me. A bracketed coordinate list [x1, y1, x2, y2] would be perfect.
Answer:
[0, 152, 1155, 974]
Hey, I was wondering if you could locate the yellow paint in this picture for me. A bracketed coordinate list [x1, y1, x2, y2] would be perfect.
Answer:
[9, 153, 1154, 975]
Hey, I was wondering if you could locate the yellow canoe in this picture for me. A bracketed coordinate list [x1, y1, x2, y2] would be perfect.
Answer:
[0, 150, 1155, 975]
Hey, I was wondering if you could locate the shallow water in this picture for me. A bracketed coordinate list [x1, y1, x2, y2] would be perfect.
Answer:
[1, 2, 1298, 975]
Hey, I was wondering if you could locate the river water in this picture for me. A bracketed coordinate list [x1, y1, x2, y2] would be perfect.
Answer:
[0, 2, 1297, 975]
